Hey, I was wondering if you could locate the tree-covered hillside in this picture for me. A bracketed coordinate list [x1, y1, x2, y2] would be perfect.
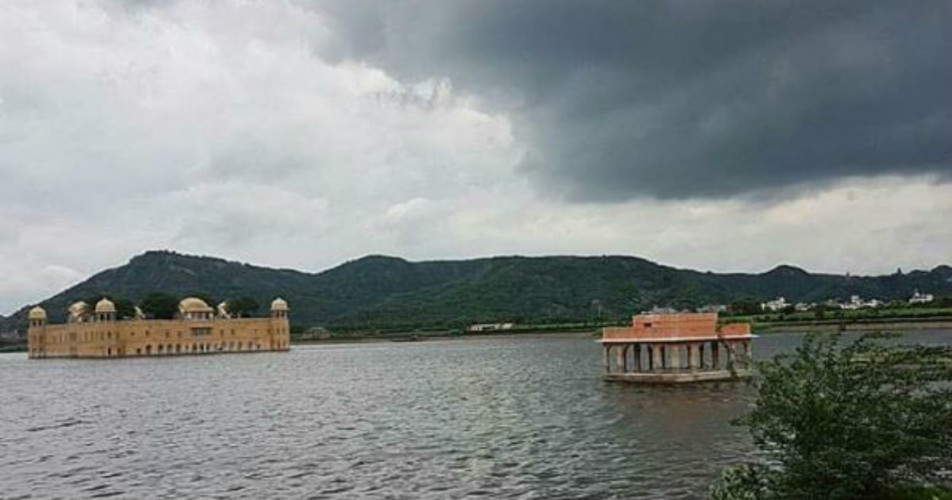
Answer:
[3, 250, 951, 333]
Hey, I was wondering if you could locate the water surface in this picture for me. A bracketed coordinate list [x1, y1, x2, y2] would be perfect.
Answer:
[2, 331, 950, 499]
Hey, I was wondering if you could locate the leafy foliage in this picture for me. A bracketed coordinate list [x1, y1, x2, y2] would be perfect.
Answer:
[139, 292, 179, 320]
[112, 297, 136, 319]
[227, 296, 259, 317]
[730, 299, 763, 316]
[712, 463, 773, 500]
[713, 333, 952, 500]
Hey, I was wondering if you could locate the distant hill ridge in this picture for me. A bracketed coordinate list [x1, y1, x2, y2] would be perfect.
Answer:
[3, 250, 952, 332]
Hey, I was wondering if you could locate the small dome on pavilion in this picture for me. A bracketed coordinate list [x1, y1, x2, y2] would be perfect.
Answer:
[95, 298, 116, 313]
[28, 306, 47, 320]
[270, 298, 288, 311]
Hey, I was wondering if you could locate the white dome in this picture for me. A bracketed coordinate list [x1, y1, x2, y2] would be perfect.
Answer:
[178, 297, 213, 313]
[28, 306, 47, 320]
[270, 297, 288, 311]
[95, 298, 116, 313]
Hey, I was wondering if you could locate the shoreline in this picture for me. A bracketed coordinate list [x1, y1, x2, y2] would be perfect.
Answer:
[6, 320, 952, 352]
[292, 329, 596, 346]
[754, 319, 952, 333]
[291, 320, 952, 346]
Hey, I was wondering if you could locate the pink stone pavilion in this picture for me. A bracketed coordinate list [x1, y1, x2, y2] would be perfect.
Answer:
[600, 312, 755, 383]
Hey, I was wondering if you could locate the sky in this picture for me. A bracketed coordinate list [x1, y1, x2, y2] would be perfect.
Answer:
[2, 0, 952, 314]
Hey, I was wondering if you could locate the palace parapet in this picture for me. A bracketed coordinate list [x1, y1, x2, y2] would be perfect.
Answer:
[27, 297, 290, 359]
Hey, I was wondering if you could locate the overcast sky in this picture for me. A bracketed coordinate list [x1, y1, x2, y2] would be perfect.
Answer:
[2, 0, 952, 313]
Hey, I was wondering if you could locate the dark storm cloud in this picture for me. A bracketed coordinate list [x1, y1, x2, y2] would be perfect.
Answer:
[319, 0, 952, 200]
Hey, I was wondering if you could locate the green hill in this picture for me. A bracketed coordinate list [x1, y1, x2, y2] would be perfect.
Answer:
[3, 250, 951, 334]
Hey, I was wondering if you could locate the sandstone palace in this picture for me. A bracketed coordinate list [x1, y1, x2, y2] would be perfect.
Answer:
[27, 297, 290, 359]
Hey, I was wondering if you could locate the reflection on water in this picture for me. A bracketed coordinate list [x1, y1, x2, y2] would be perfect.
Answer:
[1, 330, 950, 499]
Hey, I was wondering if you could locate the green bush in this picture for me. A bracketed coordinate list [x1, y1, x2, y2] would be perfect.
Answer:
[713, 333, 952, 500]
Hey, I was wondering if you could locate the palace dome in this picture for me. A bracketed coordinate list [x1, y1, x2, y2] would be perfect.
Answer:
[28, 306, 47, 320]
[95, 298, 116, 314]
[178, 297, 213, 313]
[270, 297, 288, 311]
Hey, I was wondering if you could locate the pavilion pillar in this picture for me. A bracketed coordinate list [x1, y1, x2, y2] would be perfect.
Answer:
[651, 344, 664, 371]
[743, 341, 752, 369]
[616, 344, 627, 374]
[668, 345, 681, 370]
[604, 344, 612, 373]
[633, 344, 642, 372]
[711, 341, 720, 369]
[698, 343, 706, 369]
[689, 343, 701, 369]
[727, 341, 737, 369]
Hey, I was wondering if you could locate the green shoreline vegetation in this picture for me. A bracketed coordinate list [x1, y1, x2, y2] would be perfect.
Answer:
[723, 305, 952, 334]
[291, 321, 606, 343]
[287, 301, 950, 342]
[290, 313, 952, 344]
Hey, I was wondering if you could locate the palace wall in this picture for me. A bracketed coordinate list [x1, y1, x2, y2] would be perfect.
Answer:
[28, 316, 290, 359]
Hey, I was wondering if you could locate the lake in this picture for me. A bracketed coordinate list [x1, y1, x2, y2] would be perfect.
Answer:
[2, 331, 951, 499]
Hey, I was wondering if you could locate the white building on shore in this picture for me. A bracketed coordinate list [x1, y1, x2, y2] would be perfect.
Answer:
[909, 290, 934, 304]
[761, 297, 789, 312]
[840, 295, 885, 310]
[466, 323, 515, 333]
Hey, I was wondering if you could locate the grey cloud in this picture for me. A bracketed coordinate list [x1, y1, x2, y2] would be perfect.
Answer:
[319, 1, 952, 200]
[3, 0, 952, 313]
